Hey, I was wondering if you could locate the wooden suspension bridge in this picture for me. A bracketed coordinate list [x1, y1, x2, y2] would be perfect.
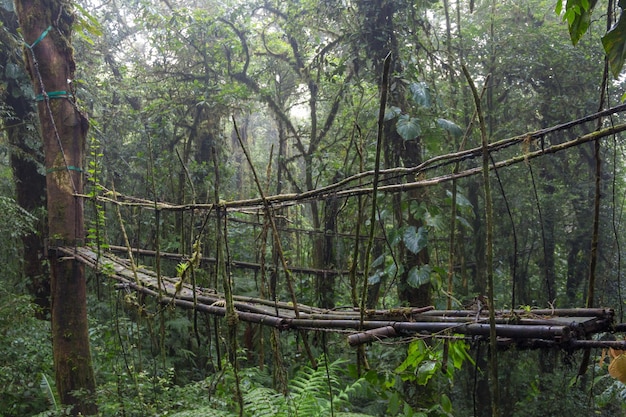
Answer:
[48, 103, 626, 353]
[55, 245, 626, 350]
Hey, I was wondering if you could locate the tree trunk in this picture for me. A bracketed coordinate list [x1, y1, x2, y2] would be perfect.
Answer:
[318, 171, 342, 309]
[538, 170, 557, 304]
[358, 0, 431, 307]
[9, 125, 48, 313]
[0, 7, 48, 316]
[14, 1, 97, 414]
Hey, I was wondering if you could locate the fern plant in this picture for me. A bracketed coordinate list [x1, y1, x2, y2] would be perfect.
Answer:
[255, 358, 374, 417]
[169, 357, 375, 417]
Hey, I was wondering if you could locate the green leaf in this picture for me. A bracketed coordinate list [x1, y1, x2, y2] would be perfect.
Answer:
[371, 253, 386, 268]
[40, 374, 57, 410]
[388, 227, 403, 246]
[385, 106, 402, 121]
[368, 271, 382, 285]
[403, 226, 428, 254]
[555, 0, 563, 15]
[407, 264, 432, 288]
[409, 200, 427, 220]
[384, 261, 399, 278]
[424, 211, 444, 231]
[456, 215, 473, 230]
[449, 340, 475, 368]
[446, 189, 473, 208]
[564, 0, 598, 45]
[602, 10, 626, 78]
[440, 393, 453, 413]
[74, 3, 103, 36]
[396, 340, 427, 373]
[409, 82, 431, 107]
[387, 392, 401, 415]
[436, 118, 463, 137]
[396, 114, 421, 141]
[416, 360, 438, 385]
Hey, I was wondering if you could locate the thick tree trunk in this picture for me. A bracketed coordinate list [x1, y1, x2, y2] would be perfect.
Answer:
[10, 127, 48, 313]
[13, 1, 97, 414]
[0, 7, 48, 315]
[359, 0, 431, 307]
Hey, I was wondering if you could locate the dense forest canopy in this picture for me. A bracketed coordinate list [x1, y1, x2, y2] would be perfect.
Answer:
[3, 0, 626, 415]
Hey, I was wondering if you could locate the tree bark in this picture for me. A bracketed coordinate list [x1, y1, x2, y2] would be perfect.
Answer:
[9, 121, 48, 313]
[13, 1, 97, 414]
[0, 6, 48, 316]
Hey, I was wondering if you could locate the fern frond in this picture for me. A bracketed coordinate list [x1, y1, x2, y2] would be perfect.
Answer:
[292, 391, 328, 416]
[324, 377, 368, 414]
[40, 373, 58, 411]
[243, 386, 285, 416]
[289, 362, 337, 395]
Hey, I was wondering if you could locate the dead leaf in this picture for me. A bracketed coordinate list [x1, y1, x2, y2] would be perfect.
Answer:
[608, 354, 626, 383]
[610, 347, 626, 359]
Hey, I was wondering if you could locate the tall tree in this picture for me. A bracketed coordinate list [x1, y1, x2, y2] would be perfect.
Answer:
[357, 0, 432, 307]
[222, 1, 354, 308]
[13, 0, 97, 413]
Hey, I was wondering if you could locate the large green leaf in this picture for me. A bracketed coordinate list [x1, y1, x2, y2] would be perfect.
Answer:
[436, 118, 463, 138]
[602, 10, 626, 78]
[407, 264, 432, 288]
[445, 189, 473, 208]
[403, 226, 428, 254]
[409, 82, 431, 108]
[396, 114, 421, 141]
[563, 0, 598, 45]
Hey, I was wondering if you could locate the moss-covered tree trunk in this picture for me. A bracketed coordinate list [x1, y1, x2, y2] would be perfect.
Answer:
[0, 6, 49, 316]
[13, 0, 97, 414]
